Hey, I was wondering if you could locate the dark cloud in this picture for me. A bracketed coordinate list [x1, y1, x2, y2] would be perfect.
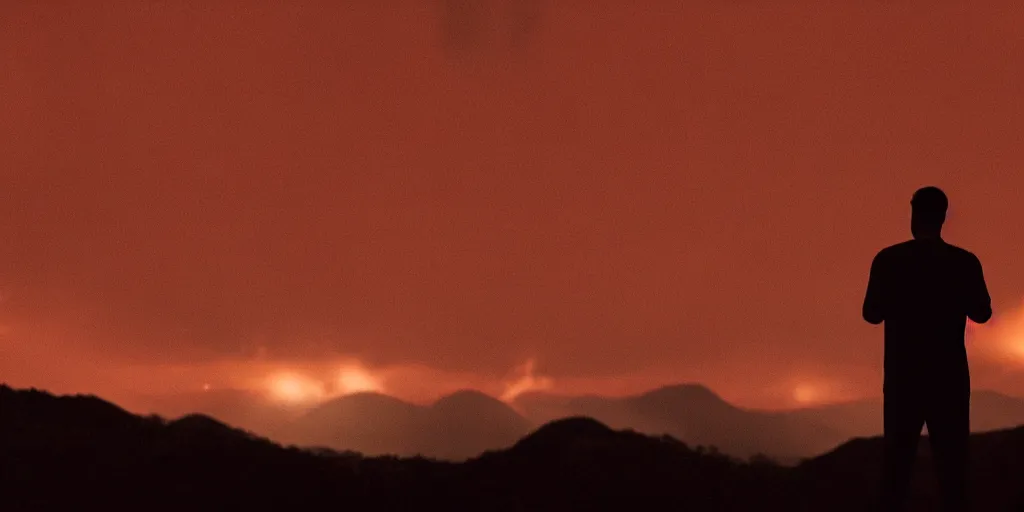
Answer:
[438, 0, 543, 57]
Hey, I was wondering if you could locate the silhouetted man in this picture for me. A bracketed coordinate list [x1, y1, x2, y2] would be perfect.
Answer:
[863, 186, 992, 512]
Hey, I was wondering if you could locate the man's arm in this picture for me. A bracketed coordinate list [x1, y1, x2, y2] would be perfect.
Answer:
[966, 254, 992, 324]
[863, 252, 886, 325]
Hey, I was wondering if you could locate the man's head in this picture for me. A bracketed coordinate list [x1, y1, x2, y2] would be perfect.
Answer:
[910, 186, 948, 239]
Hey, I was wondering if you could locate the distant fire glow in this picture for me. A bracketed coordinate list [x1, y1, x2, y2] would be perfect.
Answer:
[970, 303, 1024, 365]
[1006, 325, 1024, 362]
[1000, 305, 1024, 361]
[793, 383, 822, 405]
[268, 373, 326, 404]
[501, 359, 553, 402]
[336, 365, 384, 395]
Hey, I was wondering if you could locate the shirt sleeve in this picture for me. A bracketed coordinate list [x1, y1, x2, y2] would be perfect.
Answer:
[965, 254, 992, 324]
[863, 252, 886, 325]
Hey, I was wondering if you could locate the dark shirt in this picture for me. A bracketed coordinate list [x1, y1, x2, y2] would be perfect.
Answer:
[863, 238, 992, 395]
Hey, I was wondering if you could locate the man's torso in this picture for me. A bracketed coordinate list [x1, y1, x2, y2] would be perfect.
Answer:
[874, 239, 977, 393]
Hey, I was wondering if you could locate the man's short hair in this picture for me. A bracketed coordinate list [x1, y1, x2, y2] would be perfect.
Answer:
[911, 186, 948, 220]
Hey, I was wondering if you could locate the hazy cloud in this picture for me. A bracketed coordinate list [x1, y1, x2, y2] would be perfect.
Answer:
[2, 1, 1024, 410]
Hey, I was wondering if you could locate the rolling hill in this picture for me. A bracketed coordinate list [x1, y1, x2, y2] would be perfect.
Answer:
[129, 387, 305, 438]
[276, 389, 532, 459]
[513, 385, 1024, 461]
[126, 383, 1024, 462]
[6, 384, 1024, 511]
[513, 384, 842, 459]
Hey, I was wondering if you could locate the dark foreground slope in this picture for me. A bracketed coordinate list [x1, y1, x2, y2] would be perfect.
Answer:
[514, 384, 840, 459]
[514, 385, 1024, 461]
[4, 385, 1024, 511]
[0, 386, 458, 510]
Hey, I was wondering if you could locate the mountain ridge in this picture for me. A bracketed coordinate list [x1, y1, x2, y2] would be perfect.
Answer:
[109, 382, 1024, 462]
[7, 383, 1024, 511]
[276, 387, 532, 460]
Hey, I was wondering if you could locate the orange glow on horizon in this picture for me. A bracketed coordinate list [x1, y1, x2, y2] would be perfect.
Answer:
[1003, 323, 1024, 363]
[500, 359, 554, 403]
[263, 363, 385, 406]
[267, 372, 326, 405]
[336, 364, 384, 395]
[792, 383, 823, 405]
[970, 302, 1024, 366]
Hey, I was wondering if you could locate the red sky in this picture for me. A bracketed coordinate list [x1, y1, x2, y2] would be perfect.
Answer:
[2, 0, 1024, 412]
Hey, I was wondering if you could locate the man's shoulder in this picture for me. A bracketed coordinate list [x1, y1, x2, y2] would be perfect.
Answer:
[873, 240, 914, 260]
[943, 242, 982, 265]
[881, 240, 915, 252]
[874, 240, 982, 269]
[876, 240, 977, 255]
[942, 241, 975, 255]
